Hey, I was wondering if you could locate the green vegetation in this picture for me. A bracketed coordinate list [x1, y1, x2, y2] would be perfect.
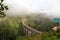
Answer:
[0, 14, 60, 40]
[0, 0, 60, 40]
[0, 17, 24, 40]
[17, 31, 60, 40]
[25, 14, 53, 32]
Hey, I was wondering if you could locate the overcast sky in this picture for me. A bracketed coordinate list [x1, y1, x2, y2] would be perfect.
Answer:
[4, 0, 60, 17]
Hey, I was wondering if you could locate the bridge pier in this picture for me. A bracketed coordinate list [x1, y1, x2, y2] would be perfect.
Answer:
[23, 26, 26, 35]
[25, 29, 28, 36]
[27, 30, 32, 36]
[23, 26, 32, 36]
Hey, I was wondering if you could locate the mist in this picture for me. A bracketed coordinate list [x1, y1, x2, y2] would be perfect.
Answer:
[3, 0, 60, 18]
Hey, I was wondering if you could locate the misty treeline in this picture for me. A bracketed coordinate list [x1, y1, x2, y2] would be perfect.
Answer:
[25, 13, 53, 32]
[25, 14, 60, 40]
[0, 13, 51, 40]
[0, 13, 60, 40]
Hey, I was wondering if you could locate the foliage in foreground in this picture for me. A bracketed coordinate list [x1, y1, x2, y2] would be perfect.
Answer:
[0, 0, 8, 18]
[17, 31, 60, 40]
[0, 17, 23, 40]
[0, 16, 60, 40]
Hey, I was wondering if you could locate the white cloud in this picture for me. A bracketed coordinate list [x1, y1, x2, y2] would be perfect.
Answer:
[4, 0, 60, 16]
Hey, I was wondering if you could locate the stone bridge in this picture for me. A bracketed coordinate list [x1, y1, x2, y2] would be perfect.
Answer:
[22, 19, 42, 36]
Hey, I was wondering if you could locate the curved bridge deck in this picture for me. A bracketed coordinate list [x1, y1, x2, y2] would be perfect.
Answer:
[22, 19, 42, 36]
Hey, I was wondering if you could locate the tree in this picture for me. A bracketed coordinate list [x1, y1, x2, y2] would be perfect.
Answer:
[0, 0, 8, 18]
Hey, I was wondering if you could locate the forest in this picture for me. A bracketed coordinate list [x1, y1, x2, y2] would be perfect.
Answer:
[0, 14, 60, 40]
[0, 0, 60, 40]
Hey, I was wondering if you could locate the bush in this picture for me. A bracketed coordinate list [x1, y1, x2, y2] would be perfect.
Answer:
[0, 17, 23, 40]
